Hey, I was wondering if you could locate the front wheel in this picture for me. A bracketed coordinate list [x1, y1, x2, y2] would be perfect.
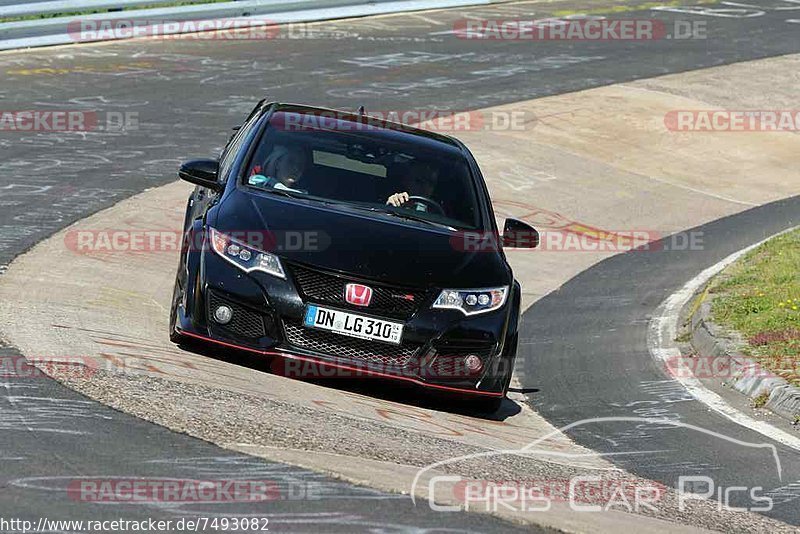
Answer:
[168, 276, 185, 344]
[473, 332, 517, 413]
[473, 395, 505, 414]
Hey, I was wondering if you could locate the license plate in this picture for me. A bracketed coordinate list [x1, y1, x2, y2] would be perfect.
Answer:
[303, 305, 403, 345]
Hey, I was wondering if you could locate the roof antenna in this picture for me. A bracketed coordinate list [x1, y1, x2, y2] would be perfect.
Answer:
[357, 105, 366, 116]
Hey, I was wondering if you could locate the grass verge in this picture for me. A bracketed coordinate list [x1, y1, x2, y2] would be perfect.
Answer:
[710, 229, 800, 387]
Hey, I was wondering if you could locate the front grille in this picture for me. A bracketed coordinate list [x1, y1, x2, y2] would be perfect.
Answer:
[282, 319, 419, 368]
[290, 264, 426, 320]
[208, 291, 266, 339]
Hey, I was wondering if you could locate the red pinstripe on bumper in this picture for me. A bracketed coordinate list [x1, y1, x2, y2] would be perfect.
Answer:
[178, 329, 503, 397]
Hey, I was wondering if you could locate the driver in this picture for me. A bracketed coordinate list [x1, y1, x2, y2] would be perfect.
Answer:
[386, 160, 440, 211]
[249, 144, 308, 193]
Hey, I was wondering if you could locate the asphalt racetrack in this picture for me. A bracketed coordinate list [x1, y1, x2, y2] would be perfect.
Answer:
[520, 196, 800, 524]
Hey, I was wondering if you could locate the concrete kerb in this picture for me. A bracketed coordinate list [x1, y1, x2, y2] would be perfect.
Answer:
[686, 291, 800, 424]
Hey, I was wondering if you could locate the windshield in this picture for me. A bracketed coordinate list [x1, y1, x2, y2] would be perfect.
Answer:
[241, 116, 482, 230]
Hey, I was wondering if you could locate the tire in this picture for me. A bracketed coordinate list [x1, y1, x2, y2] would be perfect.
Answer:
[474, 395, 505, 414]
[170, 204, 195, 344]
[472, 332, 517, 413]
[168, 276, 185, 344]
[169, 325, 184, 344]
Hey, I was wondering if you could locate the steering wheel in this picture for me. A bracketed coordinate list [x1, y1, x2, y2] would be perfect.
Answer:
[406, 195, 445, 216]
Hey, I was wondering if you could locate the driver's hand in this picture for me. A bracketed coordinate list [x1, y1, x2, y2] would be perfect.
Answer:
[386, 192, 409, 207]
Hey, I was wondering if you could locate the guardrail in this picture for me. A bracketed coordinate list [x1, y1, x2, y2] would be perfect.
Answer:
[0, 0, 173, 18]
[0, 0, 494, 50]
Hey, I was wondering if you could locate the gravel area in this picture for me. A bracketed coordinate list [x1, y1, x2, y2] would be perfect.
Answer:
[49, 364, 797, 533]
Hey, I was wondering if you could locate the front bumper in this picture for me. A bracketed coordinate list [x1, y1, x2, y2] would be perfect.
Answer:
[174, 248, 516, 396]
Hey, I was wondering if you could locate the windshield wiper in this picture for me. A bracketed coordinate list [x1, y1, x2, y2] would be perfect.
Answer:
[349, 205, 456, 230]
[259, 187, 305, 199]
[258, 188, 333, 204]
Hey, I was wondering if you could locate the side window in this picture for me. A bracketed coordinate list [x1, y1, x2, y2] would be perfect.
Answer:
[218, 112, 262, 183]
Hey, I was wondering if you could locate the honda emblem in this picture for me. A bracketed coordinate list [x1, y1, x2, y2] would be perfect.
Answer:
[345, 283, 373, 307]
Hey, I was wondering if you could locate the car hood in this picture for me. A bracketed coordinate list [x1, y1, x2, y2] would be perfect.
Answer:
[214, 190, 510, 289]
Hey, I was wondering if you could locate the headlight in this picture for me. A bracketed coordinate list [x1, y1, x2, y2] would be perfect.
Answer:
[432, 287, 508, 316]
[208, 227, 286, 279]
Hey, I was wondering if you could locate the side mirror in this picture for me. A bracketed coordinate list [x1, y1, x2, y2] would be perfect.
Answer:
[502, 218, 540, 249]
[178, 159, 220, 190]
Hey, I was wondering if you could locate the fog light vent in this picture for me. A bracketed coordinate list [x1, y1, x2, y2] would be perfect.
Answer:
[213, 305, 233, 325]
[464, 354, 483, 373]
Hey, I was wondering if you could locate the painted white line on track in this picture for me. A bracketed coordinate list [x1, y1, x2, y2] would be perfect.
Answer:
[648, 226, 800, 452]
[642, 174, 758, 207]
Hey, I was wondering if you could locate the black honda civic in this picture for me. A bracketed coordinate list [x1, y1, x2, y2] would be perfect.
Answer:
[170, 102, 539, 412]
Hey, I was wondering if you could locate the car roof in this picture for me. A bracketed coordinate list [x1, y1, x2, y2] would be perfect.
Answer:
[265, 102, 465, 151]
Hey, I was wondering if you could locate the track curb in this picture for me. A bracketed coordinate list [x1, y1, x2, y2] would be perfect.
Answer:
[687, 290, 800, 424]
